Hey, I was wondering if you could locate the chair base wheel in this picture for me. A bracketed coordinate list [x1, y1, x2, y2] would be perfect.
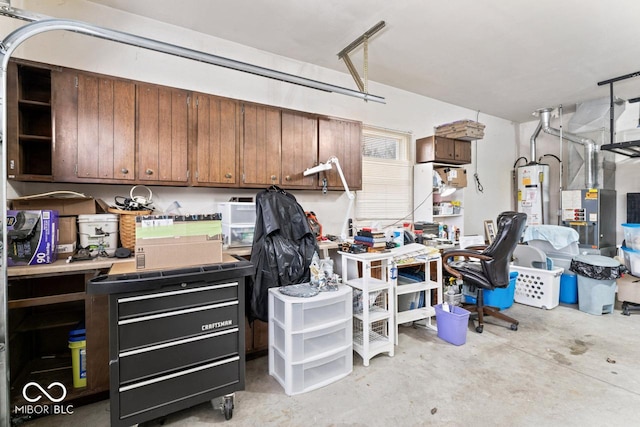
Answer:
[510, 323, 518, 331]
[475, 325, 484, 333]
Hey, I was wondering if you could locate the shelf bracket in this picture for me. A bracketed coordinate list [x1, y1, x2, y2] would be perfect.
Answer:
[597, 71, 640, 157]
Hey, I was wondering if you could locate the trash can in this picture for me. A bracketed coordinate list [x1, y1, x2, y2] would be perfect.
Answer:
[68, 326, 87, 388]
[434, 304, 470, 345]
[570, 254, 624, 315]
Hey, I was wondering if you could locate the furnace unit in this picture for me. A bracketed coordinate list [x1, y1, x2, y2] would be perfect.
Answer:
[561, 188, 616, 257]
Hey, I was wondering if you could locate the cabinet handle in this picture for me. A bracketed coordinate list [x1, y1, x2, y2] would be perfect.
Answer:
[145, 169, 154, 175]
[285, 175, 291, 181]
[225, 173, 232, 179]
[121, 168, 129, 174]
[270, 175, 276, 181]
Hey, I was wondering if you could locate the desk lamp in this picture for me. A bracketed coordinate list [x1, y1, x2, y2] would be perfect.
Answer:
[303, 156, 355, 241]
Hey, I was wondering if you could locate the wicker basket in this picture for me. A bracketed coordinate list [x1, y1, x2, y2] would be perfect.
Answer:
[107, 208, 152, 251]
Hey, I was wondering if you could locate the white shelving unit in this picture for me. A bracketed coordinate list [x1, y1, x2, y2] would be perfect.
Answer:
[414, 162, 465, 241]
[339, 251, 395, 367]
[391, 244, 443, 345]
[268, 285, 353, 396]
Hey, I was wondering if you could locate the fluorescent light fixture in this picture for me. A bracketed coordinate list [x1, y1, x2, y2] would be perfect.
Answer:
[303, 157, 355, 241]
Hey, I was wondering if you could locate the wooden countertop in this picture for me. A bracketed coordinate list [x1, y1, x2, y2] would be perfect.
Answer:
[7, 240, 340, 278]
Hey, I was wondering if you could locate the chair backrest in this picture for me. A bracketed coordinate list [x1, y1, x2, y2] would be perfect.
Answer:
[481, 211, 528, 288]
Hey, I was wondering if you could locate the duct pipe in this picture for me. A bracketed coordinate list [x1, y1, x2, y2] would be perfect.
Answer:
[529, 120, 542, 163]
[537, 108, 597, 189]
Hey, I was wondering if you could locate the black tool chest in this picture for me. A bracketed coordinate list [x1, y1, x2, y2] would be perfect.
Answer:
[88, 259, 253, 426]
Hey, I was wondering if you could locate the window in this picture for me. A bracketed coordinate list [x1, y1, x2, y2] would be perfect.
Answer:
[355, 126, 412, 227]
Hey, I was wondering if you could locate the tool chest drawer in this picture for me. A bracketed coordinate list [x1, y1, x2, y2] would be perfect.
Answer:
[88, 259, 254, 426]
[117, 282, 239, 319]
[119, 328, 239, 384]
[118, 300, 239, 351]
[119, 356, 241, 419]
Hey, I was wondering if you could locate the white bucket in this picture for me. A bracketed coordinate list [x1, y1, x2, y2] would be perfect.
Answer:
[77, 214, 119, 256]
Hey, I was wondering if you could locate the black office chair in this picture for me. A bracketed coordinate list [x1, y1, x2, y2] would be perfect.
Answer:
[442, 211, 527, 333]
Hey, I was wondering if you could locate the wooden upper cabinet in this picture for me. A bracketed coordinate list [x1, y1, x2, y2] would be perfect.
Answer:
[52, 70, 136, 183]
[454, 139, 472, 163]
[416, 136, 471, 165]
[137, 84, 189, 184]
[241, 103, 281, 187]
[193, 93, 239, 187]
[6, 60, 54, 181]
[318, 117, 363, 191]
[280, 110, 318, 188]
[78, 73, 135, 181]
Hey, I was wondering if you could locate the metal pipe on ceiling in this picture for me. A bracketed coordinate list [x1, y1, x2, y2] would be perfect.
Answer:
[0, 18, 386, 103]
[536, 108, 597, 189]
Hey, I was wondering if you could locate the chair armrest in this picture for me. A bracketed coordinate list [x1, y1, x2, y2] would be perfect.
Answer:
[441, 249, 493, 279]
[441, 249, 492, 261]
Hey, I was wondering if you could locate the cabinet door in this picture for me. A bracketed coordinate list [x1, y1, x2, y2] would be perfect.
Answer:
[241, 103, 281, 187]
[53, 71, 136, 182]
[137, 84, 189, 184]
[454, 139, 472, 164]
[318, 117, 362, 190]
[434, 137, 455, 162]
[193, 93, 239, 186]
[78, 74, 136, 181]
[281, 110, 318, 188]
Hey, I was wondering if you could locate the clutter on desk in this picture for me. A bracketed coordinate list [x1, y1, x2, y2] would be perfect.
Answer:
[309, 253, 340, 292]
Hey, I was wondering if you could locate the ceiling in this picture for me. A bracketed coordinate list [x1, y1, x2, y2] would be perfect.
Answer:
[84, 0, 640, 123]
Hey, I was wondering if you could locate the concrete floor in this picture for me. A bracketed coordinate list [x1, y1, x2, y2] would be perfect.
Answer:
[22, 301, 640, 427]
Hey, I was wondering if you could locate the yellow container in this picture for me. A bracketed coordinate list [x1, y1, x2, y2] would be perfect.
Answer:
[68, 332, 87, 388]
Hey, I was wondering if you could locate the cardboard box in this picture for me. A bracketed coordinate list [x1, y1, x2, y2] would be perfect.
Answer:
[57, 216, 77, 257]
[135, 214, 222, 239]
[134, 214, 223, 271]
[11, 197, 97, 216]
[135, 235, 223, 271]
[436, 167, 467, 188]
[435, 119, 485, 141]
[7, 210, 58, 266]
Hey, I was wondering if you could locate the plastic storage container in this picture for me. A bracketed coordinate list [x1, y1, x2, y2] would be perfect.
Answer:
[77, 214, 118, 256]
[68, 327, 87, 388]
[571, 254, 622, 315]
[512, 265, 563, 309]
[268, 286, 353, 395]
[483, 271, 518, 310]
[621, 246, 640, 276]
[559, 273, 578, 304]
[622, 223, 640, 251]
[219, 203, 256, 247]
[434, 304, 470, 346]
[218, 202, 256, 224]
[463, 271, 518, 310]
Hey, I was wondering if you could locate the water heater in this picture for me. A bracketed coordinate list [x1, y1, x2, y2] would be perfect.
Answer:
[516, 164, 550, 225]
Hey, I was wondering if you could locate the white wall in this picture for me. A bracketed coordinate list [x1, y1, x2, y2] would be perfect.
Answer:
[2, 0, 519, 237]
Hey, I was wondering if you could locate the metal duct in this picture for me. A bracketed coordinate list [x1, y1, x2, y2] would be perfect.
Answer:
[529, 120, 542, 163]
[537, 108, 597, 189]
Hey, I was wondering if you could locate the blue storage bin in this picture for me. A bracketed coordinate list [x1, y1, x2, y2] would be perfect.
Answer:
[463, 271, 518, 309]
